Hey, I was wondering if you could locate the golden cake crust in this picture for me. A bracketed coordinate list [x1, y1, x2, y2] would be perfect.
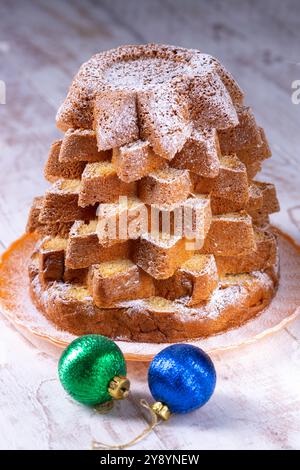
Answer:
[29, 256, 278, 343]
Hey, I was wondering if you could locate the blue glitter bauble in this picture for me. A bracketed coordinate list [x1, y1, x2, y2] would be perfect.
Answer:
[148, 344, 216, 414]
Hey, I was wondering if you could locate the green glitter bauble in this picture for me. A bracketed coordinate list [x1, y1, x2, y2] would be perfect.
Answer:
[58, 335, 126, 406]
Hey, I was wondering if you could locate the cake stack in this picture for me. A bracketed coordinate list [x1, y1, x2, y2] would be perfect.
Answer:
[26, 44, 279, 342]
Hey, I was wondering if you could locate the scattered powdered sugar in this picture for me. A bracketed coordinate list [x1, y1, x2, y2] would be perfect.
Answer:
[31, 262, 277, 327]
[206, 285, 243, 319]
[140, 230, 182, 247]
[103, 57, 193, 91]
[56, 44, 242, 158]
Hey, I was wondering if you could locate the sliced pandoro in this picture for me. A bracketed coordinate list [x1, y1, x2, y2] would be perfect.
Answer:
[209, 57, 244, 106]
[219, 272, 257, 287]
[245, 161, 262, 180]
[246, 183, 264, 211]
[149, 195, 211, 243]
[26, 196, 44, 233]
[63, 266, 88, 285]
[155, 254, 219, 305]
[38, 236, 67, 285]
[210, 180, 264, 215]
[138, 167, 192, 206]
[28, 44, 279, 343]
[181, 196, 212, 244]
[247, 181, 280, 223]
[171, 128, 220, 178]
[79, 161, 136, 207]
[65, 220, 99, 269]
[26, 196, 74, 239]
[190, 72, 239, 129]
[94, 89, 139, 151]
[97, 196, 148, 242]
[215, 228, 277, 275]
[112, 140, 166, 183]
[253, 182, 280, 214]
[219, 271, 273, 290]
[39, 179, 96, 223]
[236, 128, 271, 165]
[251, 214, 270, 228]
[137, 82, 192, 160]
[133, 231, 194, 280]
[46, 283, 95, 328]
[179, 254, 219, 305]
[218, 106, 263, 154]
[59, 128, 111, 163]
[210, 196, 246, 215]
[31, 267, 277, 342]
[88, 259, 155, 308]
[44, 140, 85, 182]
[37, 221, 73, 239]
[192, 154, 249, 204]
[201, 211, 256, 256]
[65, 219, 132, 269]
[208, 154, 249, 204]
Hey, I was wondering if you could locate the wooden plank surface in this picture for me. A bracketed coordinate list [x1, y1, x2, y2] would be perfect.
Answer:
[0, 0, 299, 449]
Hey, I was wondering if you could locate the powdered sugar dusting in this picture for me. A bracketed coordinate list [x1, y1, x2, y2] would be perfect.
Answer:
[31, 258, 278, 326]
[56, 44, 241, 155]
[103, 57, 193, 90]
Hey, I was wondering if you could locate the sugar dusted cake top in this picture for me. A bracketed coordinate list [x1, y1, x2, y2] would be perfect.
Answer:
[56, 44, 243, 161]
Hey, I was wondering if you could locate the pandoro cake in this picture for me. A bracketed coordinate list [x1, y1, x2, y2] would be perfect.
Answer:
[26, 44, 280, 342]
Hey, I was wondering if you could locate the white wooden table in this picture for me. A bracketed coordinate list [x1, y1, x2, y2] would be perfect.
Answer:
[0, 0, 299, 450]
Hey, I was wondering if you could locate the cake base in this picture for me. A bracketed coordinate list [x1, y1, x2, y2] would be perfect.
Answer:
[30, 257, 278, 344]
[0, 229, 299, 359]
